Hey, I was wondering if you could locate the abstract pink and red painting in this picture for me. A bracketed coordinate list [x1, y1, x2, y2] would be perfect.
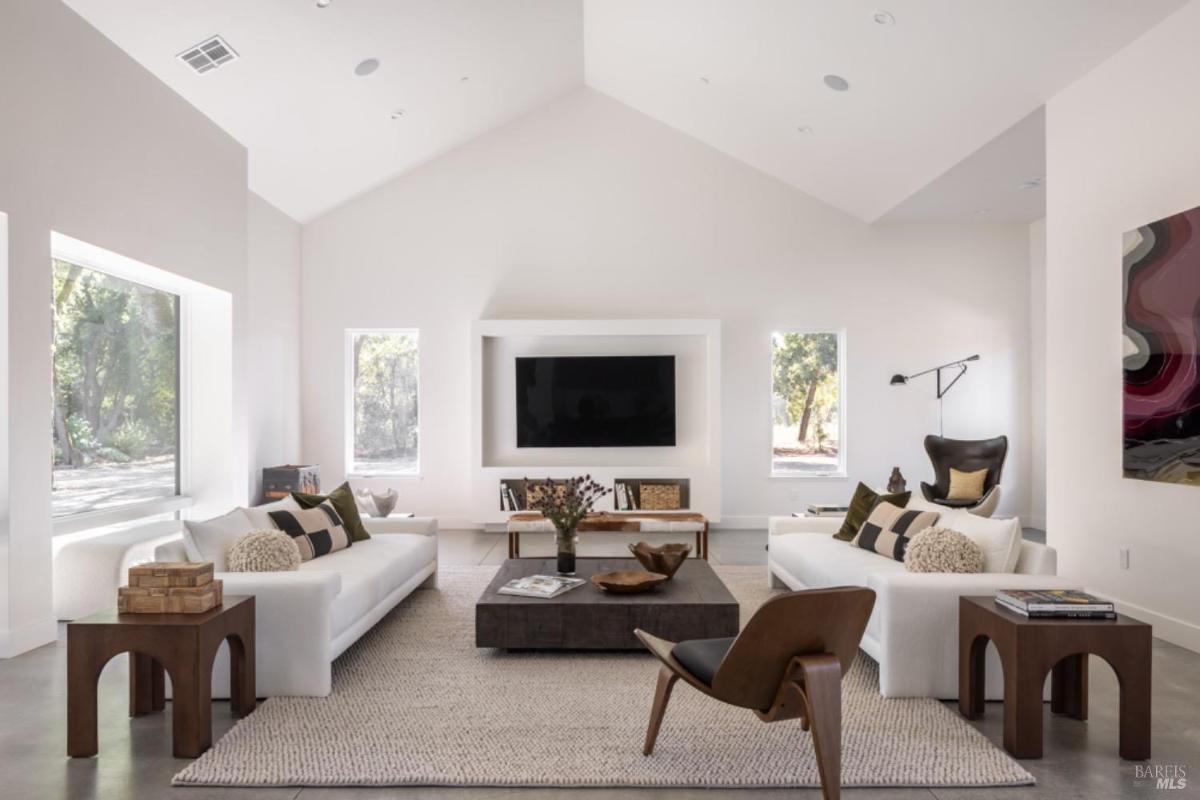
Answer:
[1124, 204, 1200, 484]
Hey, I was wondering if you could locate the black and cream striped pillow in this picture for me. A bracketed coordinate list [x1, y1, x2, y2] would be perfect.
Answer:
[268, 501, 352, 562]
[850, 501, 939, 562]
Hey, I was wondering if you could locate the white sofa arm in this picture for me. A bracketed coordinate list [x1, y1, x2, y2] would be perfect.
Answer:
[363, 516, 437, 536]
[154, 536, 189, 562]
[866, 570, 1081, 699]
[768, 516, 845, 536]
[210, 570, 341, 697]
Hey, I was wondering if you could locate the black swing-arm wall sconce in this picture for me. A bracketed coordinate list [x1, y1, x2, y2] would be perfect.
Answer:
[889, 354, 980, 435]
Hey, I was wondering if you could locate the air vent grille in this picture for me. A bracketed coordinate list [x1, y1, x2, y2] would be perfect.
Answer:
[177, 35, 238, 74]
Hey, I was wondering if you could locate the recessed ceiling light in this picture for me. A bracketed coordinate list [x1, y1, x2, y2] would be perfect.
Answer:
[460, 76, 470, 83]
[873, 10, 895, 26]
[823, 74, 850, 92]
[354, 58, 380, 77]
[390, 109, 406, 120]
[699, 77, 710, 85]
[1018, 178, 1045, 190]
[796, 125, 814, 135]
[316, 0, 332, 7]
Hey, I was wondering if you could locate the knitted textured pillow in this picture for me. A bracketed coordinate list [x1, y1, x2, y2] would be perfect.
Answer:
[904, 527, 984, 573]
[226, 530, 301, 572]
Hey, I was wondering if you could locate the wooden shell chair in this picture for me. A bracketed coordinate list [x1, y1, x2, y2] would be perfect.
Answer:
[635, 586, 876, 800]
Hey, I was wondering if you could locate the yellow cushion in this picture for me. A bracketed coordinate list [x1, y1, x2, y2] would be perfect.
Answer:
[946, 468, 988, 501]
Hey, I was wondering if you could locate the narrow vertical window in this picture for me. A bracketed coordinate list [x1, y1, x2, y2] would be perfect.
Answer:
[771, 331, 845, 476]
[347, 330, 420, 476]
[51, 259, 180, 516]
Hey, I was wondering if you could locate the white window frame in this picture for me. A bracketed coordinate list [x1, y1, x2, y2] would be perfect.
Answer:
[768, 328, 847, 479]
[49, 233, 192, 533]
[345, 328, 421, 478]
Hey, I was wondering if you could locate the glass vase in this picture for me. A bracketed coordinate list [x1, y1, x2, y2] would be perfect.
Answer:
[556, 528, 578, 576]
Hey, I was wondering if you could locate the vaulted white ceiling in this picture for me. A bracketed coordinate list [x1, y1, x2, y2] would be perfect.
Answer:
[882, 107, 1046, 223]
[64, 0, 1185, 223]
[63, 0, 583, 222]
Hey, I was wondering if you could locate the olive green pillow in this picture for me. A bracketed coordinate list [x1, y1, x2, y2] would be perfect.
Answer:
[292, 482, 370, 542]
[833, 483, 912, 542]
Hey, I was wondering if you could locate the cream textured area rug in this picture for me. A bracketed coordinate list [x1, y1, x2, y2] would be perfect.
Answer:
[174, 565, 1033, 788]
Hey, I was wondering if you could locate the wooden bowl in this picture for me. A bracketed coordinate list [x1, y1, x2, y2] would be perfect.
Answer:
[628, 542, 692, 579]
[591, 570, 669, 594]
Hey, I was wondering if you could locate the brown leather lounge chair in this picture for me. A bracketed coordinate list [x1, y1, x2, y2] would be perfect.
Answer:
[635, 586, 875, 800]
[920, 434, 1008, 516]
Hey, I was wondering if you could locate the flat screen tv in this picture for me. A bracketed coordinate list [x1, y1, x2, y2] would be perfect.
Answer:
[515, 355, 676, 448]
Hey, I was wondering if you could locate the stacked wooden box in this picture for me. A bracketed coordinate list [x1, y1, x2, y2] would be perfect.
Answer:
[118, 562, 223, 614]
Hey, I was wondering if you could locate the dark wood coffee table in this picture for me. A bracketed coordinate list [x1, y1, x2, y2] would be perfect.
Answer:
[476, 558, 738, 650]
[958, 595, 1152, 760]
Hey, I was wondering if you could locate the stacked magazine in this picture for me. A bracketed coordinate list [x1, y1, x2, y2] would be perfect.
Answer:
[995, 589, 1115, 619]
[498, 575, 586, 599]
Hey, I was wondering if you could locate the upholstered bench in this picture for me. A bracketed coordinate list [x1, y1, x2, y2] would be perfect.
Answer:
[506, 512, 710, 559]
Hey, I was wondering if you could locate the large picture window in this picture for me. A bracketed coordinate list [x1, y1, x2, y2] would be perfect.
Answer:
[347, 330, 420, 476]
[52, 259, 180, 517]
[771, 331, 845, 476]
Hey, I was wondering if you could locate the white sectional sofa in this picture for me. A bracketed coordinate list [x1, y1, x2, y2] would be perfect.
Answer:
[768, 506, 1078, 700]
[155, 514, 437, 697]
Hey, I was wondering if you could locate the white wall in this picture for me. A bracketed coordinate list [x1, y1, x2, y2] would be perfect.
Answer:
[1029, 218, 1047, 529]
[0, 0, 252, 655]
[247, 193, 303, 502]
[1045, 0, 1200, 650]
[302, 88, 1033, 528]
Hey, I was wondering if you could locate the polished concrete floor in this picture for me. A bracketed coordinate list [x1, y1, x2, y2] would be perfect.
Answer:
[2, 528, 1196, 800]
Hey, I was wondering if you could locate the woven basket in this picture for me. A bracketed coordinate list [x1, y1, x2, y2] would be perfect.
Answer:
[639, 483, 681, 510]
[526, 483, 567, 509]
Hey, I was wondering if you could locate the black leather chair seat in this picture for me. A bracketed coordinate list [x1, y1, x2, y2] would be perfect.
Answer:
[928, 496, 979, 508]
[672, 636, 736, 686]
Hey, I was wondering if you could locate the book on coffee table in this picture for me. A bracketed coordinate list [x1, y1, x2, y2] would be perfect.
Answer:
[995, 589, 1116, 619]
[497, 574, 586, 599]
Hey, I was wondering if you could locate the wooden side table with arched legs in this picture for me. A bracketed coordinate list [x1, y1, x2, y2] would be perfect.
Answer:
[958, 595, 1151, 760]
[67, 595, 255, 759]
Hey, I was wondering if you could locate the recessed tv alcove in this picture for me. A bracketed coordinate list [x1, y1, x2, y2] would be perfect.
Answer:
[470, 319, 721, 524]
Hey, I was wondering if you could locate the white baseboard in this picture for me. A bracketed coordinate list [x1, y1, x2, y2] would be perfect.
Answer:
[0, 618, 58, 659]
[455, 512, 1044, 534]
[1095, 592, 1200, 654]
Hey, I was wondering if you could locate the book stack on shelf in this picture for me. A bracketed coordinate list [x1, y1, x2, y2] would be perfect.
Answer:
[995, 589, 1116, 619]
[615, 482, 639, 511]
[500, 484, 522, 511]
[795, 504, 849, 518]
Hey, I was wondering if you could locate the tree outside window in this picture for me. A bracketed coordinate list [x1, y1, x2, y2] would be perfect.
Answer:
[771, 331, 844, 475]
[349, 330, 419, 476]
[51, 259, 180, 516]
